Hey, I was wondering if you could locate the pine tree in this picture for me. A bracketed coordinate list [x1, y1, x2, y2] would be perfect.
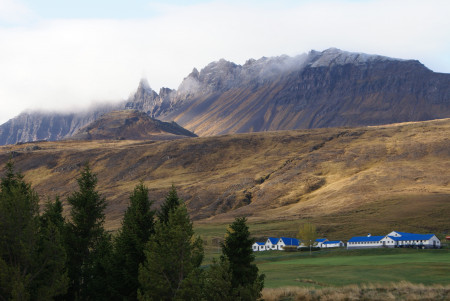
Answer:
[64, 163, 111, 300]
[221, 217, 265, 300]
[157, 184, 181, 224]
[0, 160, 68, 300]
[202, 258, 235, 301]
[138, 200, 203, 300]
[111, 181, 155, 300]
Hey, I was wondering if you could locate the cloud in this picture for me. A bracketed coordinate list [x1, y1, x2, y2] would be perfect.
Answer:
[0, 0, 449, 124]
[0, 0, 35, 24]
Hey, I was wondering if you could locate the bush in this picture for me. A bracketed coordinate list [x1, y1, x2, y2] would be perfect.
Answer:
[282, 246, 298, 252]
[297, 246, 321, 252]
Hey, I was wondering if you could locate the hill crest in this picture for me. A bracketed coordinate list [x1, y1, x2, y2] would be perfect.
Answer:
[70, 109, 197, 141]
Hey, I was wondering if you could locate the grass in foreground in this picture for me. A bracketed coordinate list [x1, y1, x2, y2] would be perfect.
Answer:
[262, 282, 450, 301]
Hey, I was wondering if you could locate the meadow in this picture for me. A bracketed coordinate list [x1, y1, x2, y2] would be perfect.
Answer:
[254, 248, 450, 288]
[196, 224, 450, 300]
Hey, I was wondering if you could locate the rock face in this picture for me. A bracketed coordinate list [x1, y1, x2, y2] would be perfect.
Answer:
[70, 110, 196, 141]
[1, 48, 449, 144]
[0, 103, 122, 145]
[157, 48, 449, 136]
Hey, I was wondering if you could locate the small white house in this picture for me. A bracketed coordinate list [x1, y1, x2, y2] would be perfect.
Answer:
[315, 238, 328, 248]
[277, 237, 300, 250]
[252, 242, 266, 252]
[322, 240, 344, 248]
[347, 234, 384, 249]
[265, 237, 279, 251]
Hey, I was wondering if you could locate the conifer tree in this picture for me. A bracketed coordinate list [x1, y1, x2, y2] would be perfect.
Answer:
[202, 258, 235, 301]
[157, 184, 181, 224]
[0, 160, 67, 300]
[221, 217, 265, 300]
[64, 163, 111, 300]
[111, 181, 155, 300]
[138, 198, 203, 300]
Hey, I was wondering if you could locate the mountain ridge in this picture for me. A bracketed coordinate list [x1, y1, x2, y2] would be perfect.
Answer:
[1, 48, 449, 145]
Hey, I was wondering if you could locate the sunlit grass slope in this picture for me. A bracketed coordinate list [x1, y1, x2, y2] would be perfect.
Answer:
[0, 118, 448, 238]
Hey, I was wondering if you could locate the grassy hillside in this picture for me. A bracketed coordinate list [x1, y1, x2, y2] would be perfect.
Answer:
[0, 118, 449, 238]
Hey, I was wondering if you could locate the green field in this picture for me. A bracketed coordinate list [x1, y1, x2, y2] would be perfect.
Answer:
[254, 248, 450, 288]
[194, 221, 450, 289]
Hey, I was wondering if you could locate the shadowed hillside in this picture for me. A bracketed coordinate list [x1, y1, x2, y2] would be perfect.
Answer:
[70, 109, 197, 141]
[0, 118, 448, 237]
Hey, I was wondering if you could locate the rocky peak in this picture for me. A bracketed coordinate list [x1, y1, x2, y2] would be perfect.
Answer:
[308, 48, 405, 68]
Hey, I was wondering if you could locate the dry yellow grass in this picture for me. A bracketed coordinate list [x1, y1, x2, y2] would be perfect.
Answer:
[262, 282, 450, 301]
[0, 119, 449, 236]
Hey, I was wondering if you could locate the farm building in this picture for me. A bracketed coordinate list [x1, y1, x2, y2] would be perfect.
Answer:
[380, 231, 441, 249]
[315, 238, 328, 247]
[322, 240, 344, 248]
[265, 237, 279, 250]
[347, 234, 385, 249]
[277, 237, 300, 250]
[347, 231, 441, 249]
[252, 242, 266, 251]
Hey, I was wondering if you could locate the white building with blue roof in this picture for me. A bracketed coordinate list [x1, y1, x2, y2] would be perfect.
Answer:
[277, 237, 300, 250]
[265, 237, 279, 250]
[347, 231, 441, 249]
[322, 240, 344, 248]
[315, 238, 328, 247]
[252, 242, 266, 251]
[347, 234, 385, 249]
[380, 231, 440, 249]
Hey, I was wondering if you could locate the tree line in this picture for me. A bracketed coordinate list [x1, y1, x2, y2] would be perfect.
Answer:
[0, 161, 264, 300]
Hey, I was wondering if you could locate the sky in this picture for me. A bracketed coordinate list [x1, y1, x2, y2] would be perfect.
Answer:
[0, 0, 449, 125]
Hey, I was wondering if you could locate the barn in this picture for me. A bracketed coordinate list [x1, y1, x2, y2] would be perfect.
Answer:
[381, 231, 441, 249]
[347, 234, 384, 249]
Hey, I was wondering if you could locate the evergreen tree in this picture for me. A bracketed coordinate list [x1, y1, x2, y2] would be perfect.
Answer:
[138, 200, 203, 300]
[41, 196, 65, 231]
[202, 258, 235, 301]
[64, 163, 111, 300]
[0, 160, 67, 300]
[111, 181, 155, 300]
[221, 217, 265, 300]
[157, 184, 181, 224]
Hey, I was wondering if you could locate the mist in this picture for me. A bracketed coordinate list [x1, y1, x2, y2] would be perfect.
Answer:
[0, 0, 449, 125]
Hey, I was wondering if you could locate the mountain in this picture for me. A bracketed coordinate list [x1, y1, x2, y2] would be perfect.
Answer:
[154, 48, 450, 135]
[70, 110, 196, 140]
[0, 102, 124, 145]
[1, 48, 449, 144]
[0, 118, 448, 237]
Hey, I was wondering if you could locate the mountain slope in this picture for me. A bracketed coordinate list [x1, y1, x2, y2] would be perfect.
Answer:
[0, 118, 448, 237]
[0, 102, 124, 145]
[70, 110, 196, 141]
[152, 48, 449, 135]
[1, 48, 449, 145]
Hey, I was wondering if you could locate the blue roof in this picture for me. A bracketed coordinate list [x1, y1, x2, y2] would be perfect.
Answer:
[279, 237, 300, 246]
[323, 240, 342, 244]
[267, 237, 278, 244]
[316, 238, 327, 243]
[348, 236, 384, 242]
[255, 242, 265, 245]
[388, 233, 434, 241]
